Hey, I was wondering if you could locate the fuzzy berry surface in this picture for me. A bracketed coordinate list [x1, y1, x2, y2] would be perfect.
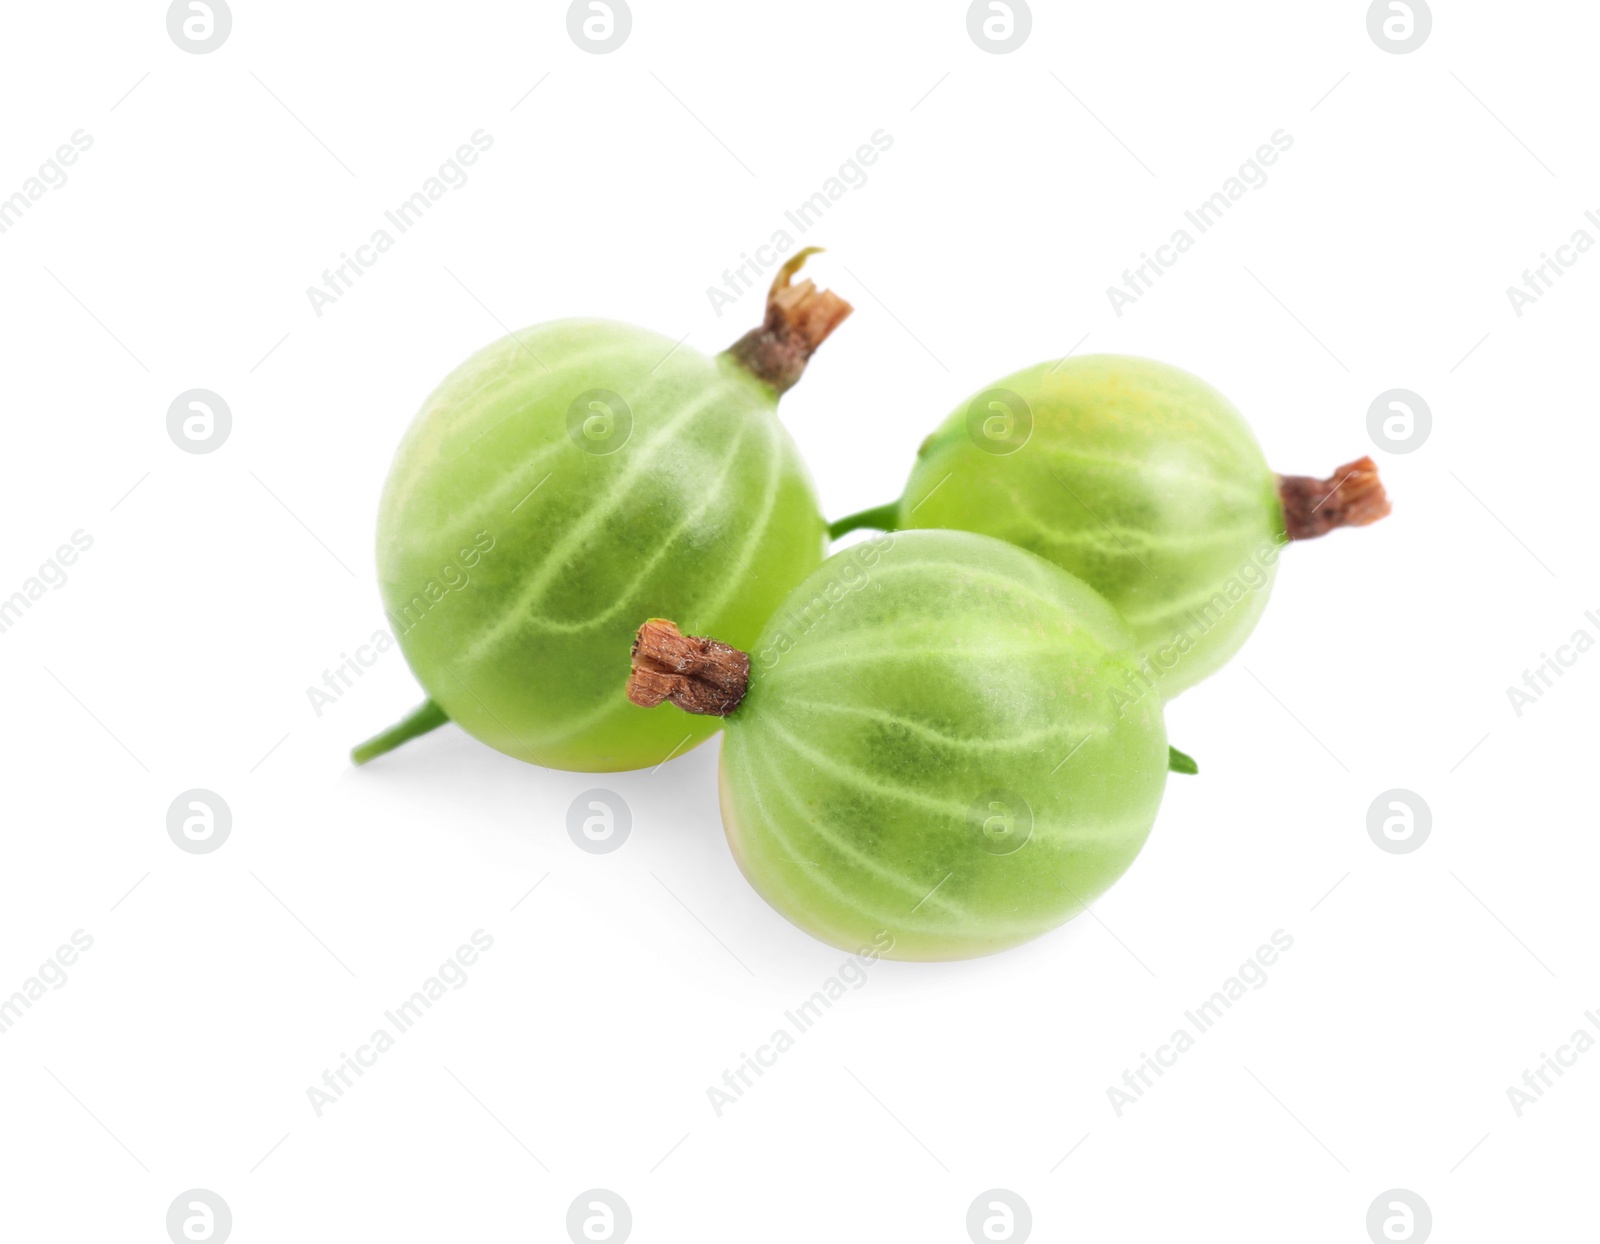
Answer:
[899, 355, 1284, 698]
[718, 530, 1169, 961]
[377, 319, 825, 771]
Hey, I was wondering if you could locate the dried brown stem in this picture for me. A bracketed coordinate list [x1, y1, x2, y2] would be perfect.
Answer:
[724, 247, 852, 394]
[1277, 456, 1392, 540]
[627, 619, 750, 718]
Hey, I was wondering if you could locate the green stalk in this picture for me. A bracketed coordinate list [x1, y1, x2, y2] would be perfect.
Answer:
[827, 501, 900, 541]
[1168, 746, 1198, 775]
[352, 699, 450, 765]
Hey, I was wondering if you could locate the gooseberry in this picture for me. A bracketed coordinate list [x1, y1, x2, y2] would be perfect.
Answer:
[354, 250, 850, 772]
[830, 355, 1390, 699]
[626, 530, 1181, 961]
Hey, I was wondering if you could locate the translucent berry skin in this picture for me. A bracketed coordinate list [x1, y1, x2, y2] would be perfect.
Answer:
[377, 320, 825, 771]
[898, 355, 1284, 698]
[717, 530, 1168, 961]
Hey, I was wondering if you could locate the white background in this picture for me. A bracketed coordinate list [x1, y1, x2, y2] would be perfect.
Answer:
[1, 1, 1595, 1240]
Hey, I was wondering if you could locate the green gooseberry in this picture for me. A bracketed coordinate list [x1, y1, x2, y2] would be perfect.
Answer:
[831, 355, 1391, 699]
[627, 530, 1192, 962]
[354, 250, 852, 772]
